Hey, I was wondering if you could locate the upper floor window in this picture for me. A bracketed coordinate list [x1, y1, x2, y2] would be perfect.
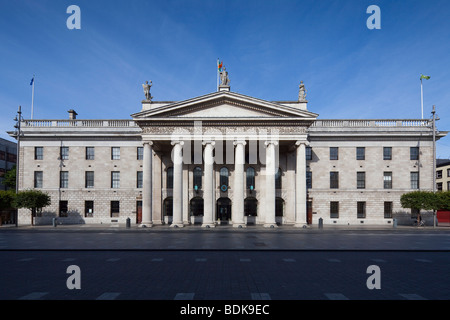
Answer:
[111, 147, 120, 160]
[306, 171, 312, 189]
[356, 147, 365, 160]
[86, 147, 95, 160]
[383, 147, 392, 160]
[166, 167, 173, 189]
[35, 147, 43, 160]
[193, 167, 202, 190]
[220, 167, 229, 191]
[357, 172, 366, 189]
[410, 147, 419, 160]
[275, 168, 282, 189]
[111, 171, 120, 188]
[383, 171, 392, 189]
[410, 172, 419, 189]
[246, 167, 255, 190]
[330, 171, 339, 189]
[137, 171, 143, 188]
[330, 147, 339, 160]
[60, 146, 69, 160]
[305, 146, 312, 160]
[436, 170, 443, 179]
[60, 171, 69, 188]
[137, 147, 144, 160]
[34, 171, 43, 188]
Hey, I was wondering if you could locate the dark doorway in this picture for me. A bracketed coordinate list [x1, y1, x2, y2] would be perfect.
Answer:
[136, 201, 142, 224]
[307, 200, 313, 225]
[190, 197, 204, 216]
[216, 197, 231, 225]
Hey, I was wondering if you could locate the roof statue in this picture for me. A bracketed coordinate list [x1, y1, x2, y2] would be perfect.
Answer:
[220, 67, 230, 86]
[298, 81, 307, 102]
[142, 80, 153, 101]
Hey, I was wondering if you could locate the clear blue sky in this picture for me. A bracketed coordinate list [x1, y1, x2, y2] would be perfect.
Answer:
[1, 0, 450, 157]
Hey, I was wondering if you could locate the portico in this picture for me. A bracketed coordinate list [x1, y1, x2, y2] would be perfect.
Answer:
[133, 86, 317, 228]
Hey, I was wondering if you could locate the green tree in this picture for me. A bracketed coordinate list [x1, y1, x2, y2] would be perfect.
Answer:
[0, 190, 16, 210]
[3, 165, 16, 190]
[400, 191, 439, 212]
[12, 189, 51, 225]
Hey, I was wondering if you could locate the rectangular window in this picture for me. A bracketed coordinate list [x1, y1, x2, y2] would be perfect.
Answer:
[383, 147, 392, 160]
[85, 201, 94, 217]
[111, 147, 120, 160]
[0, 151, 4, 160]
[60, 146, 69, 160]
[383, 172, 392, 189]
[59, 200, 68, 217]
[437, 182, 443, 191]
[447, 168, 450, 177]
[356, 147, 365, 160]
[357, 202, 366, 218]
[447, 181, 450, 191]
[137, 147, 144, 160]
[330, 147, 339, 160]
[330, 201, 339, 219]
[34, 171, 43, 188]
[384, 202, 393, 218]
[410, 172, 419, 189]
[60, 171, 68, 188]
[306, 171, 312, 189]
[7, 153, 16, 162]
[357, 172, 366, 189]
[410, 147, 419, 160]
[330, 171, 339, 189]
[305, 146, 312, 160]
[35, 147, 43, 160]
[137, 171, 143, 188]
[86, 147, 95, 160]
[111, 171, 120, 188]
[85, 171, 94, 188]
[111, 201, 120, 217]
[436, 170, 443, 179]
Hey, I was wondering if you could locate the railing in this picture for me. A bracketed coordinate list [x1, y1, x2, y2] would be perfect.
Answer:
[23, 120, 138, 128]
[312, 119, 430, 128]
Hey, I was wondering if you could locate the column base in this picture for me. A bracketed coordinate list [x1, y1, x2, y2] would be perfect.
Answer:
[201, 223, 216, 228]
[294, 223, 308, 228]
[139, 222, 153, 228]
[170, 223, 184, 228]
[264, 223, 278, 228]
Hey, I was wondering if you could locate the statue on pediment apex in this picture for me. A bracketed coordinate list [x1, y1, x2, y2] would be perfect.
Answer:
[298, 81, 307, 102]
[143, 80, 153, 101]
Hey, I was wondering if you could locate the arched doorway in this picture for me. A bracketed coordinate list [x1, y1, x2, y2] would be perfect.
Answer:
[190, 197, 204, 225]
[163, 197, 173, 224]
[244, 197, 257, 225]
[216, 197, 231, 225]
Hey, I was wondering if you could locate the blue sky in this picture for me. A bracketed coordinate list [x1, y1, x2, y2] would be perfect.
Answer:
[1, 0, 450, 157]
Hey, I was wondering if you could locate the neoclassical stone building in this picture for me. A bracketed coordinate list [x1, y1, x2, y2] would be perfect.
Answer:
[11, 76, 446, 226]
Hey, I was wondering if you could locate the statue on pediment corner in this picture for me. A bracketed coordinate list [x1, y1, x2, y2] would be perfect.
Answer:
[298, 81, 307, 102]
[143, 80, 153, 101]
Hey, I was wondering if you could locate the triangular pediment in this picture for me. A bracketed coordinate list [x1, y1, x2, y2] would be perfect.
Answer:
[132, 91, 318, 120]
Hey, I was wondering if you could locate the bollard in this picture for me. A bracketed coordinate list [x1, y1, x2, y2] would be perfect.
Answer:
[126, 217, 131, 228]
[318, 217, 323, 229]
[52, 217, 57, 227]
[393, 218, 397, 228]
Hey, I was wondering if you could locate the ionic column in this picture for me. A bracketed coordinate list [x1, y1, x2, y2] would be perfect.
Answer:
[295, 140, 308, 227]
[171, 141, 184, 227]
[202, 141, 215, 228]
[233, 140, 246, 228]
[264, 141, 278, 228]
[140, 141, 153, 227]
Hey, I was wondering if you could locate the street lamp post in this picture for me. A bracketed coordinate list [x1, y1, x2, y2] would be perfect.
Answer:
[13, 105, 23, 227]
[432, 105, 437, 228]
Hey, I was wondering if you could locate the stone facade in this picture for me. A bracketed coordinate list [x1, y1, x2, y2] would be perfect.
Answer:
[9, 85, 446, 227]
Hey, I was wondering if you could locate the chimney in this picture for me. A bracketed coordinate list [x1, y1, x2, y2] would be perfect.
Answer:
[68, 109, 78, 120]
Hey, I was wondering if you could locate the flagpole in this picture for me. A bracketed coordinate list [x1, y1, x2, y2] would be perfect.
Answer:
[217, 58, 219, 92]
[420, 78, 423, 120]
[31, 74, 35, 120]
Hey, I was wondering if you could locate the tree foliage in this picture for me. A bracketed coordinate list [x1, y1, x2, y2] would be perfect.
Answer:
[3, 165, 16, 190]
[400, 191, 450, 211]
[0, 190, 16, 210]
[12, 189, 51, 225]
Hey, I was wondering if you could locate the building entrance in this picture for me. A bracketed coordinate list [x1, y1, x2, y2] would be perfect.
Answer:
[216, 197, 231, 225]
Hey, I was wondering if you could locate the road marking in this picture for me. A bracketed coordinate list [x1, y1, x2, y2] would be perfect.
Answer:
[371, 259, 386, 263]
[195, 258, 207, 262]
[152, 258, 163, 262]
[18, 258, 34, 262]
[399, 293, 427, 300]
[327, 259, 341, 263]
[19, 292, 48, 300]
[251, 293, 271, 300]
[324, 293, 349, 300]
[240, 258, 251, 262]
[174, 293, 195, 300]
[414, 259, 432, 263]
[106, 258, 120, 262]
[283, 258, 296, 262]
[96, 292, 121, 300]
[62, 258, 76, 262]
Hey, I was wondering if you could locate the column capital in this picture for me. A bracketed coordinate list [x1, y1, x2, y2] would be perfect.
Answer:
[202, 140, 216, 146]
[143, 141, 153, 146]
[233, 139, 247, 146]
[295, 140, 309, 147]
[264, 140, 278, 147]
[171, 140, 184, 146]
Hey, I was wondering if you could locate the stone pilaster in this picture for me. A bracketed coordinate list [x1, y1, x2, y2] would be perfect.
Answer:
[171, 141, 184, 227]
[202, 141, 216, 228]
[264, 141, 278, 228]
[140, 141, 153, 227]
[295, 140, 308, 227]
[233, 140, 246, 228]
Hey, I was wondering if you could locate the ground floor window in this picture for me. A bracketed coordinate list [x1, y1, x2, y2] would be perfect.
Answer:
[275, 197, 284, 217]
[111, 201, 120, 217]
[85, 201, 94, 217]
[384, 202, 393, 218]
[330, 201, 339, 219]
[357, 201, 366, 218]
[244, 197, 257, 216]
[163, 197, 173, 217]
[59, 200, 68, 217]
[190, 197, 204, 216]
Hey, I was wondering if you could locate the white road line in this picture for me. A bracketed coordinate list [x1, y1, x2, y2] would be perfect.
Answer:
[324, 293, 349, 300]
[19, 292, 48, 300]
[18, 258, 34, 262]
[283, 258, 296, 262]
[251, 293, 271, 300]
[371, 259, 386, 263]
[399, 293, 427, 300]
[96, 292, 121, 300]
[174, 293, 195, 300]
[152, 258, 163, 262]
[195, 258, 207, 262]
[106, 258, 120, 262]
[240, 258, 251, 262]
[62, 258, 76, 262]
[327, 259, 341, 263]
[414, 259, 432, 263]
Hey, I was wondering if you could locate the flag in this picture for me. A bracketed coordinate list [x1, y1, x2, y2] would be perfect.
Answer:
[218, 60, 223, 72]
[30, 76, 34, 85]
[420, 74, 430, 80]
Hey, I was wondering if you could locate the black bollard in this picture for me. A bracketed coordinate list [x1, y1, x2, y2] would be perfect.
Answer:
[126, 217, 131, 228]
[318, 217, 323, 229]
